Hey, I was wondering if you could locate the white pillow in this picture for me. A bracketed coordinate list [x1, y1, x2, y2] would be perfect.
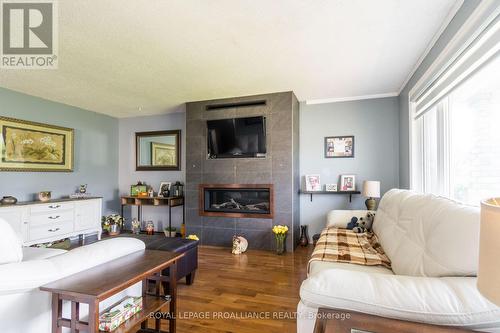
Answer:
[0, 218, 23, 264]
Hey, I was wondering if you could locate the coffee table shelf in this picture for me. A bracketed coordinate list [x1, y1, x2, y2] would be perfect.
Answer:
[100, 295, 168, 333]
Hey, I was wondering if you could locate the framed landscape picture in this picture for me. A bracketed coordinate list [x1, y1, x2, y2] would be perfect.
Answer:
[324, 135, 354, 158]
[0, 117, 74, 172]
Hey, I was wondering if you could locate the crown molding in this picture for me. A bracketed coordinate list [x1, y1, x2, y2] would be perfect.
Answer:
[305, 92, 399, 105]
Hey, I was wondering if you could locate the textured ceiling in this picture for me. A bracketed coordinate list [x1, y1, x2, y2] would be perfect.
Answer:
[0, 0, 460, 117]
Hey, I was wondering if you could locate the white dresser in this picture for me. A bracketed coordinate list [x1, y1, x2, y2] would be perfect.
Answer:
[0, 197, 102, 246]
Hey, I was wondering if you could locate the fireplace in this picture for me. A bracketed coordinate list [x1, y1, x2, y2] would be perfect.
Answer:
[199, 184, 274, 218]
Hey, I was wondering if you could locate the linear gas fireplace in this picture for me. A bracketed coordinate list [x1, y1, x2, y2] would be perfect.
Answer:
[199, 184, 274, 219]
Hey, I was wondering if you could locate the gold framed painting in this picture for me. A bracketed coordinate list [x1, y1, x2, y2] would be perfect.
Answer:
[151, 142, 177, 167]
[0, 117, 74, 172]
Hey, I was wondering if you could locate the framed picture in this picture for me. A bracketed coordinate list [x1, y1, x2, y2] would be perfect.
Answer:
[130, 185, 147, 196]
[305, 175, 321, 191]
[324, 136, 354, 158]
[158, 182, 172, 197]
[340, 175, 356, 191]
[151, 142, 177, 167]
[0, 116, 74, 172]
[325, 184, 338, 192]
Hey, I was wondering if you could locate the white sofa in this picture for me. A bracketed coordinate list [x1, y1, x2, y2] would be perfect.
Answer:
[298, 189, 500, 332]
[0, 218, 145, 333]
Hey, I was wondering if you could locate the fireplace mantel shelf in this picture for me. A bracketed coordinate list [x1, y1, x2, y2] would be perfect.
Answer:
[299, 190, 361, 202]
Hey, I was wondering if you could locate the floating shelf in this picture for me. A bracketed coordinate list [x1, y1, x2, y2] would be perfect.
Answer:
[299, 190, 361, 202]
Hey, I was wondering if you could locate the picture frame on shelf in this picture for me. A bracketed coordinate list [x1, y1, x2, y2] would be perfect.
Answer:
[305, 175, 321, 191]
[324, 135, 354, 158]
[340, 175, 356, 191]
[325, 184, 338, 192]
[158, 182, 172, 197]
[130, 184, 147, 196]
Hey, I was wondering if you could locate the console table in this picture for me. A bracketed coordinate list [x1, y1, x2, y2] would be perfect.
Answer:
[120, 196, 185, 232]
[40, 249, 184, 333]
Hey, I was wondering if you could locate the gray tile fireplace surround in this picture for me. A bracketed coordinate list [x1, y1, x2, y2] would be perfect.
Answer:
[185, 91, 300, 251]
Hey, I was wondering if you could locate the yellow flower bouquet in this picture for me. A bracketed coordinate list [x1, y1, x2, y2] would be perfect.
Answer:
[272, 225, 288, 255]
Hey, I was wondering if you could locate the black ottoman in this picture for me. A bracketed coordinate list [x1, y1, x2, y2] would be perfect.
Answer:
[114, 232, 198, 285]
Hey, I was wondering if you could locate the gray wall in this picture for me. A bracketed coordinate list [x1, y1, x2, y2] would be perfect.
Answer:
[0, 87, 120, 213]
[118, 110, 186, 230]
[300, 97, 399, 238]
[398, 0, 482, 188]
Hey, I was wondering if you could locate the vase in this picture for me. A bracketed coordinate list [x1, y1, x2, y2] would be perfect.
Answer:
[0, 196, 17, 205]
[275, 235, 286, 255]
[109, 224, 120, 236]
[299, 225, 309, 247]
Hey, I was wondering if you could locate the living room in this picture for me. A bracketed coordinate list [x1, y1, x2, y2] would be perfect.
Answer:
[0, 1, 499, 332]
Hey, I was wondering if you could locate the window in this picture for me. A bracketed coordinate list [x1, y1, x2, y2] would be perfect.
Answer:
[412, 55, 500, 205]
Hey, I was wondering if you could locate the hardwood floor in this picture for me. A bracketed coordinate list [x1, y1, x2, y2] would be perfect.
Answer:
[148, 245, 312, 333]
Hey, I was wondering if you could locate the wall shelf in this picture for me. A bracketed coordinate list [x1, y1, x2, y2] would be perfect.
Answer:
[299, 190, 361, 202]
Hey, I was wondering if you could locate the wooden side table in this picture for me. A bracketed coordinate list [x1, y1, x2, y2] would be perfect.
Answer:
[120, 196, 185, 233]
[40, 249, 184, 333]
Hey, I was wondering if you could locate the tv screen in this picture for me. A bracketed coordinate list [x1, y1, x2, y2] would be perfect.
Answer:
[207, 116, 266, 158]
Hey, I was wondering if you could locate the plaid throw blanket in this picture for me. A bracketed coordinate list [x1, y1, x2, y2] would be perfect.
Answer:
[308, 227, 391, 273]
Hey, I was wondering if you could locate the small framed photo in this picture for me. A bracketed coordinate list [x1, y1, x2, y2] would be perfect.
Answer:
[131, 185, 147, 196]
[340, 175, 356, 191]
[325, 136, 355, 158]
[325, 184, 338, 192]
[158, 182, 172, 197]
[305, 175, 321, 191]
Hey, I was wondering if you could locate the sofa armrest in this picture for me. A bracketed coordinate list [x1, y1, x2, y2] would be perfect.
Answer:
[326, 210, 374, 228]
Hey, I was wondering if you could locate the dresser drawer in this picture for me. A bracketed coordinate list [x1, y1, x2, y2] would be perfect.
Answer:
[30, 202, 74, 215]
[30, 210, 74, 226]
[29, 220, 73, 241]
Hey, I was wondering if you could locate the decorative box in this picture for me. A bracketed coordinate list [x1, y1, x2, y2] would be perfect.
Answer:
[99, 296, 143, 332]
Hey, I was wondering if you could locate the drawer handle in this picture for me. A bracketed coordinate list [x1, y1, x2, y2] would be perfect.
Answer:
[49, 205, 61, 209]
[48, 228, 60, 232]
[48, 215, 60, 219]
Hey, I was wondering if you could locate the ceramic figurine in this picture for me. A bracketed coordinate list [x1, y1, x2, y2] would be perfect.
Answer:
[232, 235, 248, 255]
[79, 184, 87, 194]
[38, 191, 51, 202]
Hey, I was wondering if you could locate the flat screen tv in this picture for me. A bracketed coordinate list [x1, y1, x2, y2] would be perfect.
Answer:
[207, 116, 266, 158]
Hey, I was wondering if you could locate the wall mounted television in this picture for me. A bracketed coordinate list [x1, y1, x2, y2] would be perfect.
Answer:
[207, 116, 266, 158]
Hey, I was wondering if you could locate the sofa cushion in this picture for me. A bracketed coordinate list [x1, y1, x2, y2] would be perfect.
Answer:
[22, 247, 66, 261]
[308, 260, 393, 277]
[300, 268, 500, 329]
[0, 218, 23, 265]
[373, 189, 480, 277]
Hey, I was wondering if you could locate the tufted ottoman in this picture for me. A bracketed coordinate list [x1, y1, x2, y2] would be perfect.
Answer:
[112, 232, 198, 285]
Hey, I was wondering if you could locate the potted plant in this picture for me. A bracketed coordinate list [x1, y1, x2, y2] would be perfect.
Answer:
[102, 214, 124, 236]
[164, 226, 177, 237]
[272, 225, 288, 255]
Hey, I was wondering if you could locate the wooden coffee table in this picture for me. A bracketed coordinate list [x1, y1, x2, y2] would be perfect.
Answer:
[40, 249, 184, 333]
